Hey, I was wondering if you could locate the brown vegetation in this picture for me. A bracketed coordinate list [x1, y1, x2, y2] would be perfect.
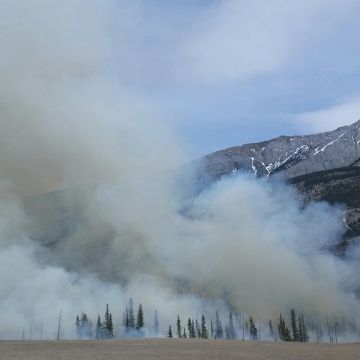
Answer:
[0, 339, 358, 360]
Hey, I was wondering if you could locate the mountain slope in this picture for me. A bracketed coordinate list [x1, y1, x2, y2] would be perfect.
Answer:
[197, 120, 360, 249]
[199, 120, 360, 182]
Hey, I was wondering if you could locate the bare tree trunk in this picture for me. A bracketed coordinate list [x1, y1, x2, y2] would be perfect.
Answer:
[325, 313, 332, 343]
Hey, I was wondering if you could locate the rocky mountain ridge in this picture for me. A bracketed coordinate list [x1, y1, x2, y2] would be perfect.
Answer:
[199, 119, 360, 182]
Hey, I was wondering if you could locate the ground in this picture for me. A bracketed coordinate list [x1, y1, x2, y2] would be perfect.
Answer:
[0, 339, 359, 360]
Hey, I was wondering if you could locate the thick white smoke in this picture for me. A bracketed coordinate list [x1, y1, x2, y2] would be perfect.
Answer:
[0, 0, 359, 340]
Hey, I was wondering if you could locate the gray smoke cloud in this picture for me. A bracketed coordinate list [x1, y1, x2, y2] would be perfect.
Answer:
[0, 0, 359, 340]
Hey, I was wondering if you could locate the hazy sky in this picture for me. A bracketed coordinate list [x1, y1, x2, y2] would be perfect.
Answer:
[109, 0, 360, 156]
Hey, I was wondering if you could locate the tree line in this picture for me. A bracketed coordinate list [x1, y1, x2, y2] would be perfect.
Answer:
[75, 300, 316, 342]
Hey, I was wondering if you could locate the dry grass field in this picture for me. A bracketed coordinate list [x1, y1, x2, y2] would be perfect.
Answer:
[0, 339, 359, 360]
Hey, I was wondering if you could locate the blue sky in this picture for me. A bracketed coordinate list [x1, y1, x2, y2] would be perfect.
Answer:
[110, 0, 360, 157]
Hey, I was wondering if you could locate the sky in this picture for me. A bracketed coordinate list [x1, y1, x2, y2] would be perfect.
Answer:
[105, 0, 360, 157]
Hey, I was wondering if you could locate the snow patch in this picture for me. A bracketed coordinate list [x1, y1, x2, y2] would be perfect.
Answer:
[314, 134, 345, 156]
[250, 157, 257, 176]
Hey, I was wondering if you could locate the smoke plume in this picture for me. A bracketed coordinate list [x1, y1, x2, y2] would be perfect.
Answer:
[0, 0, 359, 340]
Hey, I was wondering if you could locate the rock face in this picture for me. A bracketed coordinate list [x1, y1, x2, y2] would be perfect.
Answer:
[198, 120, 360, 247]
[199, 120, 360, 182]
[290, 167, 360, 249]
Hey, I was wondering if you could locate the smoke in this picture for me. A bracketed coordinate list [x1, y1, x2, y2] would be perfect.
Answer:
[0, 0, 359, 340]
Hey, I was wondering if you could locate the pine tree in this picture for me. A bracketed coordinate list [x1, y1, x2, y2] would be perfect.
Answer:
[96, 315, 102, 339]
[167, 325, 173, 338]
[210, 320, 214, 339]
[269, 320, 275, 339]
[128, 298, 135, 329]
[176, 315, 182, 338]
[153, 310, 159, 336]
[299, 314, 309, 342]
[188, 318, 193, 338]
[278, 314, 292, 342]
[215, 311, 223, 339]
[102, 304, 114, 338]
[200, 315, 208, 339]
[298, 316, 303, 342]
[182, 327, 187, 339]
[191, 320, 196, 338]
[249, 317, 258, 340]
[108, 313, 114, 338]
[136, 304, 144, 331]
[290, 309, 299, 341]
[76, 315, 80, 337]
[195, 320, 201, 338]
[124, 306, 129, 332]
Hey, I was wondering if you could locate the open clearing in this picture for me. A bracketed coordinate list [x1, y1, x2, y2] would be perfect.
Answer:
[0, 339, 359, 360]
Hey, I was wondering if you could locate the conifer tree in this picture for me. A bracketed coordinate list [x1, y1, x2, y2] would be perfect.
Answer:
[128, 298, 135, 329]
[108, 313, 114, 338]
[299, 314, 309, 342]
[191, 320, 196, 338]
[176, 315, 182, 338]
[290, 309, 299, 341]
[215, 311, 223, 339]
[76, 315, 80, 337]
[136, 304, 144, 331]
[188, 318, 193, 338]
[182, 327, 187, 338]
[195, 319, 201, 338]
[249, 317, 258, 340]
[153, 310, 159, 336]
[96, 315, 102, 339]
[210, 320, 214, 339]
[200, 315, 208, 339]
[269, 320, 275, 339]
[102, 304, 114, 338]
[124, 306, 129, 332]
[278, 314, 292, 342]
[167, 325, 173, 338]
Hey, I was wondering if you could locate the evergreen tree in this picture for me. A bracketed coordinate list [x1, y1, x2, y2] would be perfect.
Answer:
[210, 320, 214, 339]
[215, 311, 223, 339]
[182, 327, 187, 339]
[153, 310, 160, 336]
[195, 319, 201, 338]
[124, 306, 130, 332]
[102, 304, 114, 338]
[200, 315, 208, 339]
[290, 309, 299, 341]
[76, 313, 92, 339]
[128, 298, 135, 329]
[136, 304, 144, 331]
[176, 315, 182, 338]
[187, 318, 196, 338]
[299, 314, 309, 342]
[96, 315, 102, 339]
[188, 318, 193, 338]
[167, 325, 173, 338]
[278, 314, 292, 342]
[95, 315, 101, 339]
[249, 317, 258, 340]
[108, 313, 114, 338]
[76, 315, 80, 337]
[269, 320, 275, 339]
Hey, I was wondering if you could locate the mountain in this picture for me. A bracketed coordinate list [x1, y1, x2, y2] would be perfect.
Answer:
[197, 120, 360, 250]
[198, 119, 360, 182]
